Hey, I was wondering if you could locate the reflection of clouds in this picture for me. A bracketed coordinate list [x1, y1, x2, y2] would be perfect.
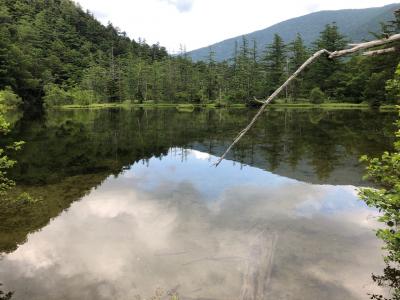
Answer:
[0, 151, 385, 300]
[190, 149, 211, 160]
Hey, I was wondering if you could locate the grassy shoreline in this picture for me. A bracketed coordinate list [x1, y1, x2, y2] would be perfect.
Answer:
[57, 102, 398, 110]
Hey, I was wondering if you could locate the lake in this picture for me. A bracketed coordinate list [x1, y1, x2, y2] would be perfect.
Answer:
[0, 107, 397, 300]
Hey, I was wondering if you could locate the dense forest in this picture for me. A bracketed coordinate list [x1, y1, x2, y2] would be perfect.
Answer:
[0, 0, 399, 110]
[0, 0, 168, 109]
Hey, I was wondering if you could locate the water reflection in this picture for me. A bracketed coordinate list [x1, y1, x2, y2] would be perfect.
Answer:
[3, 108, 396, 187]
[0, 149, 387, 300]
[0, 108, 397, 299]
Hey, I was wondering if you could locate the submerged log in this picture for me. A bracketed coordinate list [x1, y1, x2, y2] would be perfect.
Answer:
[214, 34, 400, 167]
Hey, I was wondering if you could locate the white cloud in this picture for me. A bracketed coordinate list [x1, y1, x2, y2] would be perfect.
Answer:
[161, 0, 195, 12]
[75, 0, 397, 52]
[305, 3, 321, 13]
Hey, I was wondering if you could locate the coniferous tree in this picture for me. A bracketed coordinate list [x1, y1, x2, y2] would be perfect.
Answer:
[206, 47, 218, 101]
[0, 0, 399, 107]
[237, 36, 252, 100]
[263, 34, 287, 95]
[307, 23, 347, 97]
[288, 33, 308, 100]
[249, 39, 261, 98]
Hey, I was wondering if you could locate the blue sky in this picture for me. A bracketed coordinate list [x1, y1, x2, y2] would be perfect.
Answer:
[75, 0, 397, 52]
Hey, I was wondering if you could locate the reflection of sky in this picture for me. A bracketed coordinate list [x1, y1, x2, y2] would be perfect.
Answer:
[122, 148, 370, 216]
[122, 148, 291, 199]
[0, 148, 385, 300]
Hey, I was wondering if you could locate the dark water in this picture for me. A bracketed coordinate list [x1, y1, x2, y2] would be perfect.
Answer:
[0, 108, 397, 300]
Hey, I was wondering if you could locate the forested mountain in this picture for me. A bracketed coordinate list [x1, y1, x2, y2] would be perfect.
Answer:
[0, 0, 399, 109]
[0, 0, 168, 108]
[188, 4, 399, 62]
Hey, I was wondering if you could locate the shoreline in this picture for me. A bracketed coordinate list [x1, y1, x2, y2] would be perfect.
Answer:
[56, 102, 398, 110]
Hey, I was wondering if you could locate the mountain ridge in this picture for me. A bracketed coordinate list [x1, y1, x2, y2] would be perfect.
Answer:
[187, 3, 400, 61]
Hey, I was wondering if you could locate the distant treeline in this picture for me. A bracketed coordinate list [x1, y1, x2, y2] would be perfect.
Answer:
[0, 0, 399, 108]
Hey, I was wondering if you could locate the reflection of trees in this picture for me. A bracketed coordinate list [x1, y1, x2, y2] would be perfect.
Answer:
[0, 172, 110, 253]
[370, 265, 400, 300]
[0, 108, 396, 254]
[0, 284, 13, 300]
[230, 109, 396, 183]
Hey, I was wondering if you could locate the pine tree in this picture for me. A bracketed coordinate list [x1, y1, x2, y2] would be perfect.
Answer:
[206, 47, 218, 100]
[249, 39, 261, 97]
[307, 23, 348, 97]
[288, 33, 308, 100]
[263, 34, 287, 94]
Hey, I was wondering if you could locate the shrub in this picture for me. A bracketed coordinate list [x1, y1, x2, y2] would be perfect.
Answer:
[309, 87, 325, 104]
[0, 87, 22, 109]
[175, 91, 190, 103]
[43, 85, 94, 107]
[43, 84, 72, 107]
[0, 105, 24, 197]
[69, 87, 93, 106]
[386, 63, 400, 104]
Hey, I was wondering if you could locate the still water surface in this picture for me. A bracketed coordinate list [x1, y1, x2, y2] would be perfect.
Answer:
[0, 108, 397, 299]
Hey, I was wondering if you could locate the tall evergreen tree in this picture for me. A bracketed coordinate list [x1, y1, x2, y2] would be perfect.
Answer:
[263, 34, 287, 95]
[249, 39, 261, 97]
[307, 23, 348, 97]
[288, 33, 308, 100]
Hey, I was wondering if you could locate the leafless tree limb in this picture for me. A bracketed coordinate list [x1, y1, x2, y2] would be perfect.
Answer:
[214, 34, 400, 167]
[329, 33, 400, 58]
[363, 47, 398, 56]
[214, 49, 331, 166]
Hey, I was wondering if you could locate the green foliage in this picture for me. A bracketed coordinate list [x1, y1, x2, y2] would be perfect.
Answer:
[359, 108, 400, 299]
[310, 87, 325, 104]
[386, 64, 400, 104]
[306, 23, 348, 98]
[365, 72, 392, 107]
[263, 34, 287, 94]
[0, 101, 24, 198]
[68, 87, 94, 106]
[0, 106, 16, 196]
[0, 1, 399, 107]
[0, 0, 168, 105]
[43, 83, 95, 107]
[43, 83, 72, 107]
[0, 87, 22, 109]
[289, 34, 308, 100]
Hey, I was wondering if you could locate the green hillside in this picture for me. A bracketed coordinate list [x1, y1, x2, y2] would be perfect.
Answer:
[0, 0, 168, 108]
[0, 1, 398, 108]
[188, 3, 400, 61]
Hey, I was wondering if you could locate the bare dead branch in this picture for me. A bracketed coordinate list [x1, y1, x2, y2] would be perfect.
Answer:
[252, 97, 265, 104]
[214, 33, 400, 167]
[214, 49, 331, 166]
[329, 33, 400, 58]
[363, 47, 398, 56]
[348, 43, 364, 48]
